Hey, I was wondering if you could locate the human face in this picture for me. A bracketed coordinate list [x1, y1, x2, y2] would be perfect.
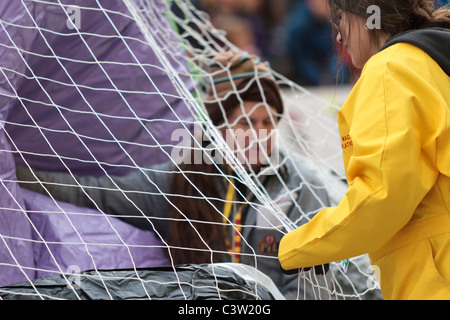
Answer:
[335, 10, 385, 69]
[221, 101, 278, 171]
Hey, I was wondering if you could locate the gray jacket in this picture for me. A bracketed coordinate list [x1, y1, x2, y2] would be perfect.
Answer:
[17, 154, 332, 299]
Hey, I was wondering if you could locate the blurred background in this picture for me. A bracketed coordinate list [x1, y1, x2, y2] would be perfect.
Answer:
[184, 0, 449, 89]
[188, 0, 354, 88]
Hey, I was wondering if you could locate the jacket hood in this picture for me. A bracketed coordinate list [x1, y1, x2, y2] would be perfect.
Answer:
[381, 27, 450, 76]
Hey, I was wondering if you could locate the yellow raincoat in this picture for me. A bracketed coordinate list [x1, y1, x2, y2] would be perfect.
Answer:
[279, 33, 450, 299]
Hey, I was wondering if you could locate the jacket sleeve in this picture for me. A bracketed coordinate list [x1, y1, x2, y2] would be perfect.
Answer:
[278, 49, 440, 270]
[17, 165, 172, 232]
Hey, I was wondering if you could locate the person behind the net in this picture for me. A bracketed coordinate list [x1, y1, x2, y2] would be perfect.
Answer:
[17, 51, 333, 299]
[278, 0, 450, 300]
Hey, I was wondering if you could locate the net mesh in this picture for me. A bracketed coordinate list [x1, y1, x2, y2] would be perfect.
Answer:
[0, 0, 381, 300]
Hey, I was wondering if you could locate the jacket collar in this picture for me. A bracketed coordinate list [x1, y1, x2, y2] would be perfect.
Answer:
[381, 27, 450, 76]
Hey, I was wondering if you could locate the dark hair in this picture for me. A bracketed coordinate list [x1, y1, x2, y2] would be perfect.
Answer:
[166, 103, 231, 265]
[329, 0, 450, 42]
[167, 158, 228, 265]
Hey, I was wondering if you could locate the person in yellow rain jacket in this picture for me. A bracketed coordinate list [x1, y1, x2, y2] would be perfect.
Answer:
[279, 0, 450, 300]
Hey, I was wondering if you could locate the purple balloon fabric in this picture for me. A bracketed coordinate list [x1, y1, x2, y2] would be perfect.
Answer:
[0, 129, 35, 287]
[0, 0, 191, 286]
[22, 188, 170, 280]
[2, 0, 194, 177]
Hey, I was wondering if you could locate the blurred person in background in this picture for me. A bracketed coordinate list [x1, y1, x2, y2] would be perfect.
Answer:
[283, 0, 350, 86]
[196, 0, 291, 71]
[213, 13, 261, 55]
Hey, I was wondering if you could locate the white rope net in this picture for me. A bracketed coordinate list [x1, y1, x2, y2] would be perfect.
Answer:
[0, 0, 381, 300]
